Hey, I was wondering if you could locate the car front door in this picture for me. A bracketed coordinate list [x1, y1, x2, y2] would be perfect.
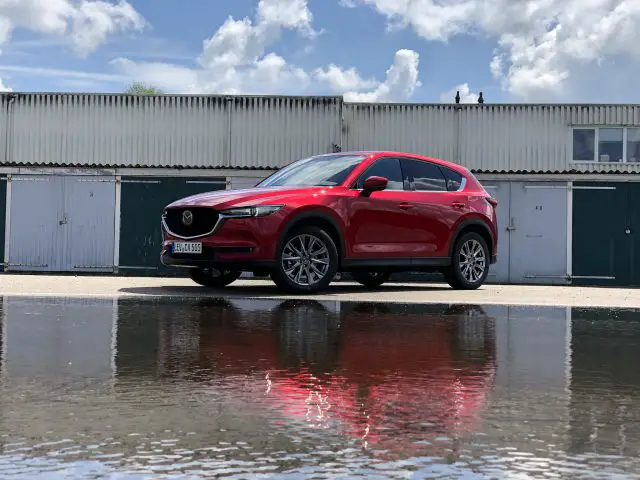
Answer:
[398, 158, 466, 259]
[344, 157, 418, 259]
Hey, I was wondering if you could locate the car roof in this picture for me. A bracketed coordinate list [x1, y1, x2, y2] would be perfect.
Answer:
[317, 150, 467, 173]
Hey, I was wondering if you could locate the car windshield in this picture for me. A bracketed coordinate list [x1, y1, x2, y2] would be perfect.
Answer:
[257, 154, 367, 188]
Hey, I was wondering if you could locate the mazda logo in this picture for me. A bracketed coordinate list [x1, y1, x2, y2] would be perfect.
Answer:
[182, 210, 193, 226]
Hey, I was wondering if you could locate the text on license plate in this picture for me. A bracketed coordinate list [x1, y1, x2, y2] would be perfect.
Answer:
[173, 242, 202, 254]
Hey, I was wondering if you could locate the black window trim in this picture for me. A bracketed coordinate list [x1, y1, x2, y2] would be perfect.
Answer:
[350, 156, 407, 191]
[351, 155, 467, 193]
[438, 164, 467, 192]
[398, 157, 462, 193]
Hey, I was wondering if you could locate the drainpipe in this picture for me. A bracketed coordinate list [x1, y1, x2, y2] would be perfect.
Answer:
[3, 93, 17, 167]
[453, 102, 462, 164]
[225, 97, 232, 168]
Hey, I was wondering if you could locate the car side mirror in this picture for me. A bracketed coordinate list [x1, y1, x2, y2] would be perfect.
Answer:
[362, 176, 388, 194]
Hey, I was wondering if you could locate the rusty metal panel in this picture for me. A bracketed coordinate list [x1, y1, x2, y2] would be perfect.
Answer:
[343, 103, 457, 161]
[9, 94, 227, 168]
[458, 104, 640, 173]
[229, 96, 343, 169]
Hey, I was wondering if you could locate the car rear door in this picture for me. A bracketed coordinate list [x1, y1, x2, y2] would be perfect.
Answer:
[344, 157, 417, 259]
[398, 158, 466, 258]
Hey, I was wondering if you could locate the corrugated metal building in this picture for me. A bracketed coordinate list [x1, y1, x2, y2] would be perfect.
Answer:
[1, 93, 639, 286]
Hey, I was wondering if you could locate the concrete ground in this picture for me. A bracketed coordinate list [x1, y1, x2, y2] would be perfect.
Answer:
[0, 274, 638, 308]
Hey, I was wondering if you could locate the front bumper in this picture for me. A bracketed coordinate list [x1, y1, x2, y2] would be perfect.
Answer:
[160, 242, 275, 271]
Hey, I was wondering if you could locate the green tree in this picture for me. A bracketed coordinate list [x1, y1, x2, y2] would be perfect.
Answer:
[124, 81, 163, 95]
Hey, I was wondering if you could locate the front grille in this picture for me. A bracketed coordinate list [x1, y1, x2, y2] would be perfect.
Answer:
[164, 207, 219, 238]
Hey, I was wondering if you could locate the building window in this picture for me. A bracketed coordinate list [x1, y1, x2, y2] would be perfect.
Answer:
[572, 126, 640, 163]
[573, 129, 595, 161]
[627, 128, 640, 163]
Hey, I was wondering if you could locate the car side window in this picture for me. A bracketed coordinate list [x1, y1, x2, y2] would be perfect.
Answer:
[355, 157, 404, 190]
[440, 166, 465, 191]
[400, 159, 447, 192]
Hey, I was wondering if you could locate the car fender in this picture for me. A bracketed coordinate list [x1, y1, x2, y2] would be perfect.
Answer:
[278, 206, 347, 260]
[447, 215, 495, 258]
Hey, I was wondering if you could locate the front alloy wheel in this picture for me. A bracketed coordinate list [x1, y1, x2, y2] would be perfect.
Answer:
[271, 226, 338, 293]
[190, 267, 242, 288]
[444, 232, 489, 290]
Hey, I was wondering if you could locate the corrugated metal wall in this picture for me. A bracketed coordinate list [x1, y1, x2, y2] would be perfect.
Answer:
[458, 105, 640, 174]
[2, 93, 640, 174]
[10, 94, 228, 168]
[343, 103, 457, 161]
[0, 96, 7, 165]
[229, 96, 342, 169]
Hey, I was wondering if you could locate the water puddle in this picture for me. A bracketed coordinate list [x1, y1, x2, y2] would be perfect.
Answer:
[1, 296, 639, 478]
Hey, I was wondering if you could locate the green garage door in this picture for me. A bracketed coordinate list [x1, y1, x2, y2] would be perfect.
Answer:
[631, 183, 640, 286]
[0, 177, 6, 272]
[119, 176, 226, 276]
[572, 181, 640, 286]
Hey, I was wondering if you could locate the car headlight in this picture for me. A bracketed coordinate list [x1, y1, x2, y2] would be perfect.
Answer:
[220, 205, 283, 218]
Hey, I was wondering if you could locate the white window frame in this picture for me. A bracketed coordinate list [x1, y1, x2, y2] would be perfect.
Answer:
[570, 126, 640, 164]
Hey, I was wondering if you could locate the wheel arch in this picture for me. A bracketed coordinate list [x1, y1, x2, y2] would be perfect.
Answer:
[448, 219, 495, 259]
[277, 210, 346, 264]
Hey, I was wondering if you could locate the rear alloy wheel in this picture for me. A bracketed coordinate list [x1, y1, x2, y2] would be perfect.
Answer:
[444, 232, 490, 290]
[271, 226, 338, 294]
[351, 270, 391, 289]
[189, 268, 242, 288]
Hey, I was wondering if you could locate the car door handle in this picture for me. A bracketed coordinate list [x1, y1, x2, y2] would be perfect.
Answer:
[452, 202, 466, 209]
[399, 203, 412, 210]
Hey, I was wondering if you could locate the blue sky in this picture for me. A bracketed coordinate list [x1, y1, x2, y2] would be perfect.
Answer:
[0, 0, 638, 103]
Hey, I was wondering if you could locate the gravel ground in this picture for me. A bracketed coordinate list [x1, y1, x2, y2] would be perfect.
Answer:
[0, 274, 638, 308]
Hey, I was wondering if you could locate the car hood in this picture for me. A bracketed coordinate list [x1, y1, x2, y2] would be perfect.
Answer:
[166, 186, 337, 209]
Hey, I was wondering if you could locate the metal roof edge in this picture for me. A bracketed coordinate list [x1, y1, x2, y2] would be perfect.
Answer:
[1, 92, 639, 108]
[0, 92, 343, 101]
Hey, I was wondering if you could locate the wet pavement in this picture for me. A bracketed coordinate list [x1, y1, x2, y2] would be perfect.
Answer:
[0, 297, 639, 478]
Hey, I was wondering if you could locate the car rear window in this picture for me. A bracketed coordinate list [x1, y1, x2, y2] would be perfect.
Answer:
[440, 166, 465, 191]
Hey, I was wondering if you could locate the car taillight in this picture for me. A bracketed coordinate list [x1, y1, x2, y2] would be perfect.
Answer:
[486, 196, 498, 208]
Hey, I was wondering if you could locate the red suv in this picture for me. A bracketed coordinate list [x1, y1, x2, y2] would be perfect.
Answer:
[161, 151, 498, 293]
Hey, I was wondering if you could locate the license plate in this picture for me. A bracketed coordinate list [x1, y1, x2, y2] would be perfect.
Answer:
[172, 242, 202, 254]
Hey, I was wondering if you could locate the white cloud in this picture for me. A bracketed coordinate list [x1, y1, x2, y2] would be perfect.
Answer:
[343, 0, 640, 100]
[440, 83, 479, 104]
[313, 64, 379, 92]
[112, 0, 421, 102]
[343, 49, 421, 102]
[109, 57, 199, 92]
[0, 64, 128, 83]
[0, 77, 11, 92]
[0, 0, 145, 57]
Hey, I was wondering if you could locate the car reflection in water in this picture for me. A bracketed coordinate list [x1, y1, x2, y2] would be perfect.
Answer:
[128, 298, 498, 457]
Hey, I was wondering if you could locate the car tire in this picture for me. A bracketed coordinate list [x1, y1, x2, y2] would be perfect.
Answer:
[271, 225, 339, 294]
[351, 270, 391, 289]
[189, 268, 242, 288]
[444, 232, 490, 290]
